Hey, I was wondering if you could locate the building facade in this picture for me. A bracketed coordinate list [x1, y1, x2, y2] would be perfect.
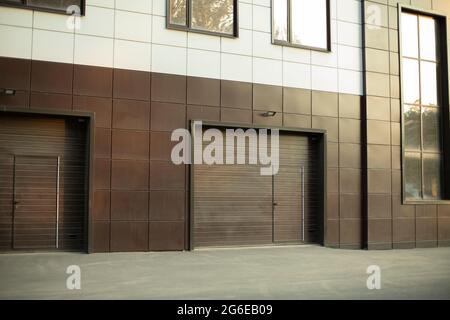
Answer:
[0, 0, 449, 253]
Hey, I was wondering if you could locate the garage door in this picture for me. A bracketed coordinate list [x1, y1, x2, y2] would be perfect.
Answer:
[193, 128, 322, 248]
[0, 113, 89, 251]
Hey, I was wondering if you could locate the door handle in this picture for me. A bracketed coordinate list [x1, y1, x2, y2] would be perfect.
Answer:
[13, 201, 20, 205]
[273, 202, 278, 206]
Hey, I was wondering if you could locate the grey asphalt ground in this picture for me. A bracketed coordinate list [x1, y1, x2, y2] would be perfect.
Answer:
[0, 245, 449, 299]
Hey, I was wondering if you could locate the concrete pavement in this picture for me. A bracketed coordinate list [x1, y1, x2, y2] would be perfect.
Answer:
[0, 245, 449, 299]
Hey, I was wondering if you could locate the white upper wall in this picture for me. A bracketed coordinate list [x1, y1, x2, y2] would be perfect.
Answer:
[0, 0, 363, 95]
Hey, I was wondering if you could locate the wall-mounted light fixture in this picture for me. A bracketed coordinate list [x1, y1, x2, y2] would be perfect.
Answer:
[0, 88, 16, 96]
[261, 111, 277, 117]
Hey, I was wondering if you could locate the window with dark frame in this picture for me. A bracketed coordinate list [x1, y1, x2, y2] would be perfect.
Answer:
[167, 0, 238, 37]
[400, 10, 449, 201]
[0, 0, 84, 15]
[272, 0, 330, 51]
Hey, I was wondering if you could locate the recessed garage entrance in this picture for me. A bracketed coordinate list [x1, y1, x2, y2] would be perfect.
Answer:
[0, 112, 89, 252]
[192, 126, 325, 249]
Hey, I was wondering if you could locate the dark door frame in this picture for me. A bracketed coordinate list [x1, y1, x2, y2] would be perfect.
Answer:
[0, 107, 95, 253]
[189, 120, 327, 250]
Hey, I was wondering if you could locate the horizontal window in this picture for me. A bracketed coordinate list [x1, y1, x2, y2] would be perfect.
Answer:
[0, 0, 84, 15]
[167, 0, 237, 37]
[272, 0, 330, 51]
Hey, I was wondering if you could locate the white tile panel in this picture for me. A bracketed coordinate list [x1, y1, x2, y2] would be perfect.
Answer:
[339, 69, 363, 95]
[187, 48, 221, 78]
[311, 43, 338, 68]
[115, 0, 152, 14]
[312, 66, 338, 92]
[239, 2, 252, 30]
[252, 5, 271, 33]
[0, 6, 32, 27]
[87, 0, 114, 9]
[221, 29, 252, 56]
[253, 31, 282, 60]
[114, 39, 151, 71]
[283, 61, 311, 89]
[282, 46, 311, 64]
[33, 11, 74, 33]
[32, 29, 74, 63]
[338, 44, 362, 71]
[337, 20, 362, 48]
[221, 53, 252, 83]
[337, 0, 361, 24]
[188, 32, 221, 52]
[115, 10, 152, 42]
[152, 44, 187, 75]
[152, 15, 186, 47]
[74, 34, 114, 67]
[0, 25, 32, 59]
[152, 0, 166, 16]
[253, 57, 282, 86]
[77, 6, 114, 38]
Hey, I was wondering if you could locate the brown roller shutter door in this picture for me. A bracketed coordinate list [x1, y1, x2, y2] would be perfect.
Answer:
[0, 113, 88, 251]
[193, 128, 322, 248]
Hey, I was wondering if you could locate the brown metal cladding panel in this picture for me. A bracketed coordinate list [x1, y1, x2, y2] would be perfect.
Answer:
[73, 95, 112, 128]
[111, 130, 149, 160]
[30, 92, 72, 110]
[30, 60, 73, 95]
[92, 190, 111, 221]
[0, 114, 88, 251]
[151, 102, 186, 132]
[149, 161, 185, 190]
[73, 64, 112, 98]
[187, 77, 220, 107]
[113, 69, 151, 101]
[110, 191, 149, 221]
[253, 84, 282, 112]
[0, 57, 31, 91]
[111, 160, 149, 191]
[149, 221, 184, 251]
[112, 99, 150, 131]
[150, 131, 177, 161]
[151, 72, 186, 104]
[221, 80, 252, 110]
[91, 221, 110, 253]
[0, 90, 30, 109]
[149, 190, 185, 221]
[110, 221, 148, 252]
[187, 105, 221, 123]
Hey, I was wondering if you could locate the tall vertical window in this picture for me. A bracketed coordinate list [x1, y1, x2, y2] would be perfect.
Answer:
[272, 0, 330, 51]
[167, 0, 237, 37]
[401, 11, 448, 201]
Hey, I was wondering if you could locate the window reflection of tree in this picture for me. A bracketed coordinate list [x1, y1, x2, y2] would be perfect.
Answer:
[192, 0, 234, 34]
[170, 0, 187, 25]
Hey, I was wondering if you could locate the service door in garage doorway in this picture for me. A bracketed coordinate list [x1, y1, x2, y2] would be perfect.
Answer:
[12, 155, 59, 250]
[192, 128, 323, 249]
